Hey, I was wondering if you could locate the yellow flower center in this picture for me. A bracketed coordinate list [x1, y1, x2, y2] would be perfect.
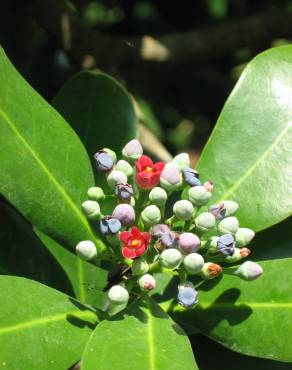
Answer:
[145, 166, 153, 173]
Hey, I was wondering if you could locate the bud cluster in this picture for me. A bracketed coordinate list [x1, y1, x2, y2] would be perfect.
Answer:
[76, 139, 263, 310]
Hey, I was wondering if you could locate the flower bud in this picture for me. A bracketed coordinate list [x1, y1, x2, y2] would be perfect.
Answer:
[173, 152, 190, 170]
[132, 258, 149, 276]
[234, 261, 263, 281]
[75, 240, 97, 261]
[152, 224, 170, 239]
[200, 262, 222, 279]
[115, 183, 134, 201]
[203, 180, 214, 192]
[225, 247, 251, 263]
[183, 253, 204, 274]
[87, 187, 105, 201]
[218, 216, 239, 235]
[94, 150, 114, 172]
[115, 159, 133, 177]
[182, 167, 201, 187]
[112, 204, 135, 227]
[102, 148, 117, 163]
[217, 234, 235, 257]
[100, 216, 121, 235]
[108, 285, 129, 304]
[203, 236, 219, 253]
[160, 231, 178, 248]
[122, 139, 143, 161]
[159, 248, 182, 269]
[177, 283, 198, 308]
[141, 205, 161, 226]
[160, 163, 182, 191]
[178, 233, 200, 254]
[195, 212, 216, 232]
[235, 228, 255, 247]
[81, 200, 101, 220]
[208, 203, 226, 220]
[222, 200, 239, 216]
[138, 274, 156, 291]
[173, 200, 194, 221]
[188, 186, 211, 206]
[107, 170, 127, 189]
[149, 187, 167, 207]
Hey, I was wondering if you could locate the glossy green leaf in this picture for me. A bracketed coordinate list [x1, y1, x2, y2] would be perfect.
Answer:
[0, 47, 103, 251]
[197, 45, 292, 231]
[82, 298, 198, 370]
[0, 276, 98, 370]
[0, 200, 73, 294]
[52, 70, 137, 183]
[34, 228, 108, 306]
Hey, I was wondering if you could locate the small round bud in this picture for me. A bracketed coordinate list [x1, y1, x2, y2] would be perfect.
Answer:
[173, 153, 190, 170]
[218, 216, 239, 235]
[178, 233, 200, 254]
[235, 228, 255, 247]
[102, 148, 117, 163]
[200, 262, 222, 280]
[177, 283, 198, 308]
[195, 212, 216, 232]
[152, 224, 170, 239]
[108, 285, 129, 304]
[149, 187, 167, 207]
[203, 236, 219, 253]
[115, 159, 133, 177]
[188, 186, 211, 206]
[81, 200, 101, 220]
[122, 139, 143, 161]
[208, 203, 226, 220]
[115, 183, 134, 201]
[217, 234, 235, 257]
[160, 163, 182, 191]
[94, 151, 114, 172]
[225, 247, 251, 263]
[138, 274, 156, 291]
[112, 204, 135, 226]
[235, 261, 263, 281]
[100, 216, 121, 235]
[87, 187, 105, 201]
[141, 205, 161, 226]
[203, 181, 214, 192]
[182, 167, 201, 187]
[75, 241, 97, 261]
[173, 200, 194, 221]
[132, 258, 149, 276]
[107, 170, 127, 189]
[183, 253, 204, 274]
[159, 248, 182, 269]
[222, 200, 239, 216]
[160, 231, 178, 248]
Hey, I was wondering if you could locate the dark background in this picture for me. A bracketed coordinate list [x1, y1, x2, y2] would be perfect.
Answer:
[1, 0, 292, 160]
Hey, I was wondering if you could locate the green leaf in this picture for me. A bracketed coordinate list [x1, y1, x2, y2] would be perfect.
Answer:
[0, 275, 98, 370]
[0, 47, 103, 251]
[52, 70, 137, 180]
[81, 298, 198, 370]
[0, 200, 73, 294]
[34, 228, 108, 306]
[197, 45, 292, 231]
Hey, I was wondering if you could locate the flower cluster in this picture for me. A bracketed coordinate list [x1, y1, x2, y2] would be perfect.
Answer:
[76, 139, 263, 309]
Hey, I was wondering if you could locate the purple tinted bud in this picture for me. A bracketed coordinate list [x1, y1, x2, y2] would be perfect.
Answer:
[235, 261, 263, 281]
[112, 204, 135, 226]
[182, 167, 201, 187]
[122, 139, 143, 160]
[217, 234, 235, 257]
[115, 183, 134, 201]
[152, 224, 170, 239]
[160, 163, 182, 191]
[177, 283, 198, 308]
[100, 216, 121, 235]
[178, 233, 201, 254]
[93, 151, 114, 172]
[161, 231, 178, 248]
[209, 203, 226, 220]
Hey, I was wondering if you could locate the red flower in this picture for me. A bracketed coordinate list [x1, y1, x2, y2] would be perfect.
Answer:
[119, 226, 151, 259]
[135, 155, 165, 190]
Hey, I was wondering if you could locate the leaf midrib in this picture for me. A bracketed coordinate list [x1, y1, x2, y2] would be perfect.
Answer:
[145, 305, 155, 370]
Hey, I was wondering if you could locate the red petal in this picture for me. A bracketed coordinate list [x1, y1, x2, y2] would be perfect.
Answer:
[131, 226, 141, 237]
[119, 231, 132, 245]
[122, 247, 137, 259]
[135, 245, 146, 257]
[142, 232, 151, 245]
[149, 172, 161, 187]
[153, 162, 165, 172]
[136, 173, 152, 189]
[137, 155, 153, 170]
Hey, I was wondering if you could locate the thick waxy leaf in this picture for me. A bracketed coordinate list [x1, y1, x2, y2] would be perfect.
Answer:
[0, 276, 98, 370]
[35, 228, 108, 306]
[0, 201, 73, 294]
[52, 70, 137, 182]
[81, 298, 197, 370]
[0, 47, 103, 251]
[197, 46, 292, 231]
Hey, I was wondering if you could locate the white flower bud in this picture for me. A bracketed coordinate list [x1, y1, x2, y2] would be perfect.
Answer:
[234, 261, 263, 281]
[75, 241, 97, 261]
[235, 228, 255, 247]
[222, 200, 239, 216]
[195, 212, 216, 232]
[122, 139, 143, 161]
[173, 200, 194, 221]
[87, 187, 105, 201]
[183, 253, 204, 274]
[141, 205, 161, 226]
[159, 248, 182, 269]
[149, 187, 167, 207]
[132, 258, 149, 276]
[138, 274, 156, 291]
[81, 200, 101, 220]
[188, 186, 212, 206]
[115, 159, 133, 177]
[107, 170, 127, 189]
[108, 285, 129, 304]
[218, 216, 239, 235]
[172, 152, 190, 170]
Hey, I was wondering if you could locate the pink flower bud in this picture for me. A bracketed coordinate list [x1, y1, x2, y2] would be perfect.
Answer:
[112, 204, 135, 226]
